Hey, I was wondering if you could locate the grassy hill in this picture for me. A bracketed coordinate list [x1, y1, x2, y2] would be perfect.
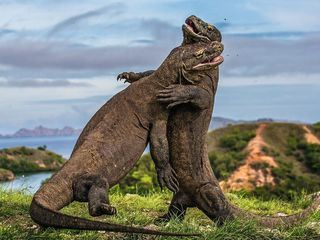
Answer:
[0, 146, 65, 180]
[0, 189, 319, 239]
[121, 122, 320, 200]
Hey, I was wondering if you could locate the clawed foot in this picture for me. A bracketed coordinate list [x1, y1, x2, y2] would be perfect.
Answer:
[154, 211, 185, 225]
[157, 164, 179, 193]
[157, 85, 191, 109]
[117, 72, 132, 83]
[89, 203, 117, 217]
[154, 214, 171, 225]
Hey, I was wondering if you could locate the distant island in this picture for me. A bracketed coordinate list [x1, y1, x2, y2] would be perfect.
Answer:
[0, 126, 82, 138]
[0, 117, 306, 139]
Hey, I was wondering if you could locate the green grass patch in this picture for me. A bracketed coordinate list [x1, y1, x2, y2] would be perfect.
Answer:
[0, 189, 319, 239]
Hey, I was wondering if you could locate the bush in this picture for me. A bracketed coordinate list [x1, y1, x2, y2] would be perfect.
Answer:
[209, 151, 246, 180]
[250, 162, 270, 170]
[0, 156, 38, 173]
[208, 128, 255, 180]
[249, 158, 320, 200]
[37, 145, 47, 151]
[119, 154, 159, 194]
[286, 133, 320, 174]
[219, 129, 255, 151]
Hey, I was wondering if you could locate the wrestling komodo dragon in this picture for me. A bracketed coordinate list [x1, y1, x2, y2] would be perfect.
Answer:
[29, 41, 223, 236]
[123, 16, 320, 228]
[162, 62, 320, 229]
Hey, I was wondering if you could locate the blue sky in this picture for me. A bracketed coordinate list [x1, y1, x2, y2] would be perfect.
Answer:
[0, 0, 319, 133]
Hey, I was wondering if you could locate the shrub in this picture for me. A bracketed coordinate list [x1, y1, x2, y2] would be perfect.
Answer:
[37, 145, 47, 151]
[208, 128, 255, 180]
[250, 162, 270, 170]
[219, 129, 255, 151]
[119, 154, 159, 194]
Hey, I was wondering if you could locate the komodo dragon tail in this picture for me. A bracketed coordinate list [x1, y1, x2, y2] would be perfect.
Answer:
[29, 179, 199, 237]
[231, 192, 320, 228]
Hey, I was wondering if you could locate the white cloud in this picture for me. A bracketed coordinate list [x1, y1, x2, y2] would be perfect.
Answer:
[246, 0, 320, 32]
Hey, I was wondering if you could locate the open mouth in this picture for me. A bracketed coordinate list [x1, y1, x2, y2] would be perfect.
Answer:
[193, 55, 224, 70]
[183, 19, 210, 42]
[185, 19, 200, 34]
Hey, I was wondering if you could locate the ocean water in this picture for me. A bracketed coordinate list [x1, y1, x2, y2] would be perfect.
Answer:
[0, 172, 53, 194]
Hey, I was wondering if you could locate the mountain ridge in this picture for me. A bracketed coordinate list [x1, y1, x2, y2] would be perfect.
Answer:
[0, 125, 82, 138]
[0, 117, 306, 138]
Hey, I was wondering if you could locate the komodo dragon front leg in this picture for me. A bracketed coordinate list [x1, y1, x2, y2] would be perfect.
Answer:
[116, 72, 209, 193]
[150, 119, 179, 193]
[117, 70, 155, 83]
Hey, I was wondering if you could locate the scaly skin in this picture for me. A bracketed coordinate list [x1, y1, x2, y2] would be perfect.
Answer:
[29, 41, 223, 236]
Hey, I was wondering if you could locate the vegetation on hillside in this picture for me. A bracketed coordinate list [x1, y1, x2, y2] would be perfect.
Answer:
[207, 126, 256, 180]
[0, 188, 319, 239]
[249, 123, 320, 200]
[119, 154, 160, 194]
[0, 146, 64, 174]
[313, 122, 320, 137]
[111, 123, 320, 199]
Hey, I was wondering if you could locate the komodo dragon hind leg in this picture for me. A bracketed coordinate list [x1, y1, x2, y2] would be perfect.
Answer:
[155, 191, 194, 223]
[73, 174, 117, 217]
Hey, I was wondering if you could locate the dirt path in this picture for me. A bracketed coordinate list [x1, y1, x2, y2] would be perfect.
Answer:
[220, 124, 278, 191]
[303, 125, 320, 145]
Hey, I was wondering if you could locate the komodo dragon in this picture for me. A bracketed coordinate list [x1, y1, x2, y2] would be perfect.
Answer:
[122, 17, 320, 228]
[160, 65, 320, 229]
[29, 41, 223, 236]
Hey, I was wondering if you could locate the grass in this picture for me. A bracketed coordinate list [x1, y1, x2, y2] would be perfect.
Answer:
[0, 188, 319, 240]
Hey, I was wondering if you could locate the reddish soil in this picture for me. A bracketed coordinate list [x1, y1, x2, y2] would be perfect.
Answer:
[220, 124, 278, 191]
[303, 125, 320, 145]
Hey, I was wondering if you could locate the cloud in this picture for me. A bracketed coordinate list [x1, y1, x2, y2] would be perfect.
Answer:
[246, 0, 320, 32]
[0, 18, 181, 74]
[0, 30, 319, 82]
[221, 32, 320, 77]
[47, 3, 124, 37]
[0, 78, 91, 88]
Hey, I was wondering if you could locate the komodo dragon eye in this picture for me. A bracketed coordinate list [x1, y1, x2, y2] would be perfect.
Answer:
[207, 25, 213, 31]
[194, 49, 205, 59]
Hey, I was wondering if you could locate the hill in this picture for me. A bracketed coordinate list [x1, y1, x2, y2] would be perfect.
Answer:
[121, 122, 320, 200]
[0, 126, 81, 138]
[0, 117, 298, 138]
[0, 146, 65, 181]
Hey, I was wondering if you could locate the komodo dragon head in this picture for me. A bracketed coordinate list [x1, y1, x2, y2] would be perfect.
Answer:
[163, 40, 224, 85]
[182, 15, 222, 44]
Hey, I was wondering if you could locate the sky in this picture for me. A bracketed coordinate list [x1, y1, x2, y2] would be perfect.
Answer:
[0, 0, 319, 133]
